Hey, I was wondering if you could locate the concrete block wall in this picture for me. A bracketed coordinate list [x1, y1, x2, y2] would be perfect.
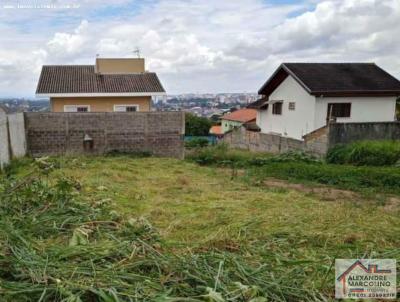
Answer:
[25, 112, 185, 159]
[223, 122, 400, 158]
[329, 122, 400, 145]
[8, 113, 27, 158]
[223, 126, 326, 157]
[0, 109, 10, 169]
[303, 126, 329, 155]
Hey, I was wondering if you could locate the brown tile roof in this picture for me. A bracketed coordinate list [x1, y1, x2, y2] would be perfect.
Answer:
[36, 65, 165, 94]
[258, 63, 400, 97]
[221, 109, 257, 123]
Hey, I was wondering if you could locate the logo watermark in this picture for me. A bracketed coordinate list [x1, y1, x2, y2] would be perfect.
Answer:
[335, 259, 397, 300]
[0, 0, 80, 9]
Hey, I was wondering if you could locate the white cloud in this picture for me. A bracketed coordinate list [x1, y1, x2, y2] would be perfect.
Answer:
[47, 20, 89, 56]
[0, 0, 400, 97]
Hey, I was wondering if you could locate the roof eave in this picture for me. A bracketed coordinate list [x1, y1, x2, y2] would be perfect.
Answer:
[257, 63, 285, 95]
[312, 91, 400, 97]
[258, 63, 313, 96]
[221, 117, 256, 123]
[36, 92, 167, 98]
[247, 97, 269, 110]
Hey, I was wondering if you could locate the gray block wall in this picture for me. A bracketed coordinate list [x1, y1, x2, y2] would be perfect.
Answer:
[223, 126, 328, 157]
[25, 112, 185, 159]
[8, 113, 27, 158]
[329, 122, 400, 145]
[0, 108, 10, 169]
[223, 122, 400, 157]
[223, 127, 319, 155]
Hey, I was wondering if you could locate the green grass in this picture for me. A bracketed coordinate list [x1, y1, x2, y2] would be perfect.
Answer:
[51, 155, 400, 245]
[186, 143, 275, 167]
[327, 140, 400, 166]
[188, 145, 400, 195]
[248, 161, 400, 195]
[1, 155, 399, 301]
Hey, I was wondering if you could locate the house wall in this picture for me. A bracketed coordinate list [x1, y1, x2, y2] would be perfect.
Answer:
[51, 96, 152, 112]
[257, 75, 316, 140]
[221, 119, 243, 133]
[314, 96, 397, 129]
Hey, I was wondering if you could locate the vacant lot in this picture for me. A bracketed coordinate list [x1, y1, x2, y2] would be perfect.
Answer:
[53, 156, 400, 247]
[2, 155, 399, 301]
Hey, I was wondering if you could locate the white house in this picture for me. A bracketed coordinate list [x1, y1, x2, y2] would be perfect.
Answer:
[249, 63, 400, 140]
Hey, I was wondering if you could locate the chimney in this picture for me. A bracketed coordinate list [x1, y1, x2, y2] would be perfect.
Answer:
[95, 57, 145, 74]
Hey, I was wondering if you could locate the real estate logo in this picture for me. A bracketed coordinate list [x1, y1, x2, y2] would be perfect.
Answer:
[335, 259, 397, 300]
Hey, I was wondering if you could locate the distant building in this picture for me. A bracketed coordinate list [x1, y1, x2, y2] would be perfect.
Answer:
[220, 108, 257, 133]
[36, 57, 166, 112]
[209, 125, 224, 138]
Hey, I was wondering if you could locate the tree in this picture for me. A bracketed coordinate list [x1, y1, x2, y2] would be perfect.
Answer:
[185, 113, 213, 136]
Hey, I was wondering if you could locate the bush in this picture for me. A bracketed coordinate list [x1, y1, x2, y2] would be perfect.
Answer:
[185, 113, 213, 136]
[249, 151, 321, 165]
[187, 145, 320, 167]
[186, 144, 263, 166]
[327, 140, 400, 166]
[185, 137, 210, 149]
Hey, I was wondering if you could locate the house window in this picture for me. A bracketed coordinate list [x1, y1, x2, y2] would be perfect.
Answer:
[288, 102, 296, 111]
[77, 107, 88, 112]
[64, 105, 90, 112]
[272, 102, 283, 115]
[327, 103, 351, 119]
[126, 106, 137, 112]
[114, 105, 139, 112]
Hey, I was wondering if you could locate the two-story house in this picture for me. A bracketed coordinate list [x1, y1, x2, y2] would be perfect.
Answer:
[36, 57, 166, 112]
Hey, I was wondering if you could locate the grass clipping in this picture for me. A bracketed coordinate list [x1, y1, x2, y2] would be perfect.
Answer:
[0, 159, 327, 302]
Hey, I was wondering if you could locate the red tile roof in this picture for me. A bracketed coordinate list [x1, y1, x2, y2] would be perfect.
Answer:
[210, 125, 223, 135]
[221, 109, 257, 123]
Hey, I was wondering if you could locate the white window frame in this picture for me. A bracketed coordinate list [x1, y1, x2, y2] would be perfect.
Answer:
[64, 105, 91, 112]
[113, 105, 140, 112]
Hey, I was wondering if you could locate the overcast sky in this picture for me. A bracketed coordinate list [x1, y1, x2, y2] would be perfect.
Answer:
[0, 0, 399, 97]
